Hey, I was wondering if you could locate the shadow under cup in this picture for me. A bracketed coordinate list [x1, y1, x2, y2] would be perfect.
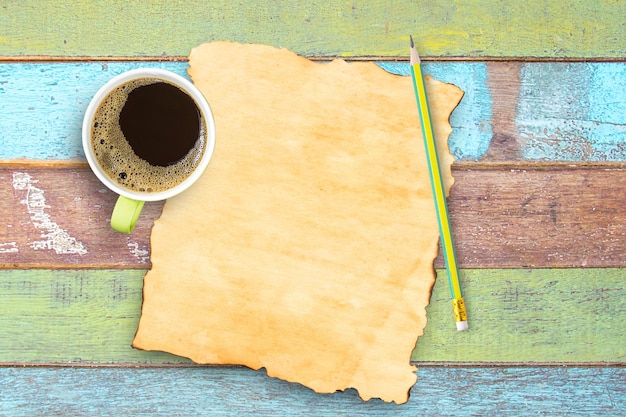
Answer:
[82, 69, 216, 234]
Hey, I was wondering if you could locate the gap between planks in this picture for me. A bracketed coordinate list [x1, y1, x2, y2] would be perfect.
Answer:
[1, 159, 625, 171]
[2, 55, 626, 63]
[1, 362, 624, 368]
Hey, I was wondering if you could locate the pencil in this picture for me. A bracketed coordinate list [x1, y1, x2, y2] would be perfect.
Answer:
[409, 36, 468, 331]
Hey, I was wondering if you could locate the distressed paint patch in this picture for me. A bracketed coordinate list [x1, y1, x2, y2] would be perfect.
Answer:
[127, 241, 150, 264]
[517, 63, 626, 161]
[12, 172, 87, 255]
[379, 62, 492, 160]
[0, 242, 18, 253]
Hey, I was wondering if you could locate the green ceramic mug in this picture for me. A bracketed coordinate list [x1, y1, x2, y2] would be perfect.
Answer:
[82, 69, 216, 233]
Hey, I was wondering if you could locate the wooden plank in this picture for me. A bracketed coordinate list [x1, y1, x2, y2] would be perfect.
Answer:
[0, 1, 624, 58]
[517, 63, 626, 161]
[0, 269, 184, 365]
[2, 61, 626, 163]
[447, 165, 626, 269]
[380, 62, 493, 160]
[0, 61, 492, 161]
[0, 167, 160, 268]
[0, 62, 190, 160]
[1, 165, 624, 269]
[0, 268, 623, 365]
[1, 366, 624, 414]
[415, 268, 626, 363]
[380, 61, 626, 162]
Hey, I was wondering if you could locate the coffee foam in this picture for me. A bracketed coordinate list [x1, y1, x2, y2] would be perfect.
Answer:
[90, 78, 206, 193]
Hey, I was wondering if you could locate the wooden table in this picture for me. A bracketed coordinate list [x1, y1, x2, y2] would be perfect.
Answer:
[1, 1, 625, 415]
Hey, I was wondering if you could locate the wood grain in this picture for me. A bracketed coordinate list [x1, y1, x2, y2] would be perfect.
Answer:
[516, 63, 626, 161]
[0, 1, 624, 58]
[2, 62, 625, 163]
[484, 63, 523, 160]
[448, 164, 626, 268]
[1, 367, 624, 415]
[380, 61, 626, 162]
[1, 61, 490, 161]
[1, 165, 623, 269]
[1, 268, 623, 365]
[2, 1, 624, 413]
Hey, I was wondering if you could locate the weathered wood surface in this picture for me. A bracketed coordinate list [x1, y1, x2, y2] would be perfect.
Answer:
[1, 165, 624, 269]
[1, 1, 624, 59]
[380, 61, 626, 162]
[1, 268, 623, 365]
[2, 367, 625, 416]
[2, 1, 626, 413]
[1, 62, 625, 162]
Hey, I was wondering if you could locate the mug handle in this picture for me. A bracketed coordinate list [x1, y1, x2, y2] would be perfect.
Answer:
[111, 195, 145, 234]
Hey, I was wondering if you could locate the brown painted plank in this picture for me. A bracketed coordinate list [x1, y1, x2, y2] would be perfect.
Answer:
[0, 166, 162, 268]
[448, 164, 626, 268]
[0, 164, 624, 268]
[484, 62, 523, 161]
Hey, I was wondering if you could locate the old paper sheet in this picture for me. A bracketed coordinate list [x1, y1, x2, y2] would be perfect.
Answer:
[132, 42, 463, 403]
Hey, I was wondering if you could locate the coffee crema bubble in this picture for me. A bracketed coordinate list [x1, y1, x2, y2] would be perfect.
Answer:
[90, 78, 206, 193]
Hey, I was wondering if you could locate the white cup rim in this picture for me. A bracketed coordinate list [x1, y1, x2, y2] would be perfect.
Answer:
[82, 68, 216, 202]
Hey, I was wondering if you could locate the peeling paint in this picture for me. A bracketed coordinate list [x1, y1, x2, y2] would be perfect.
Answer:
[12, 172, 87, 255]
[0, 242, 18, 253]
[127, 241, 149, 264]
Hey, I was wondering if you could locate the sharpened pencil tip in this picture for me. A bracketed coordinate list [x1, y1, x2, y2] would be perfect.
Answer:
[409, 36, 419, 64]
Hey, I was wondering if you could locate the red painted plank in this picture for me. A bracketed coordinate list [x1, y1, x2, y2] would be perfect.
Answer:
[0, 164, 624, 268]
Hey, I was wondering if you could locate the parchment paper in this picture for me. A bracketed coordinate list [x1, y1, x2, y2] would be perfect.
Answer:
[132, 42, 463, 403]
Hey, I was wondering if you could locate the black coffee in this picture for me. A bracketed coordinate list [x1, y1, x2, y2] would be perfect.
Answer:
[119, 82, 199, 167]
[90, 78, 206, 193]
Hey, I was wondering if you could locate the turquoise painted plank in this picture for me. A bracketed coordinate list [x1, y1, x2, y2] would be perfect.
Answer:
[0, 62, 189, 160]
[387, 61, 626, 162]
[3, 61, 626, 163]
[517, 63, 626, 161]
[0, 61, 488, 161]
[1, 367, 624, 415]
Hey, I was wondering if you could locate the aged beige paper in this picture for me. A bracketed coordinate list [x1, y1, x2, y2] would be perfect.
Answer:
[132, 42, 463, 404]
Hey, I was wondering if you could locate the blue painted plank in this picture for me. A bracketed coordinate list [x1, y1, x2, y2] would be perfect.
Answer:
[0, 61, 489, 161]
[2, 61, 625, 162]
[517, 63, 626, 161]
[0, 62, 179, 159]
[0, 62, 189, 160]
[1, 367, 624, 415]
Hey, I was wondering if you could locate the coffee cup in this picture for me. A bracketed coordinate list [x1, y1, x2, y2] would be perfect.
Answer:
[82, 68, 216, 233]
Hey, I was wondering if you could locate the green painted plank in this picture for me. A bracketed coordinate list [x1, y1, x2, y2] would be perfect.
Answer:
[1, 367, 624, 415]
[0, 269, 624, 365]
[414, 269, 626, 363]
[0, 269, 187, 364]
[0, 1, 624, 58]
